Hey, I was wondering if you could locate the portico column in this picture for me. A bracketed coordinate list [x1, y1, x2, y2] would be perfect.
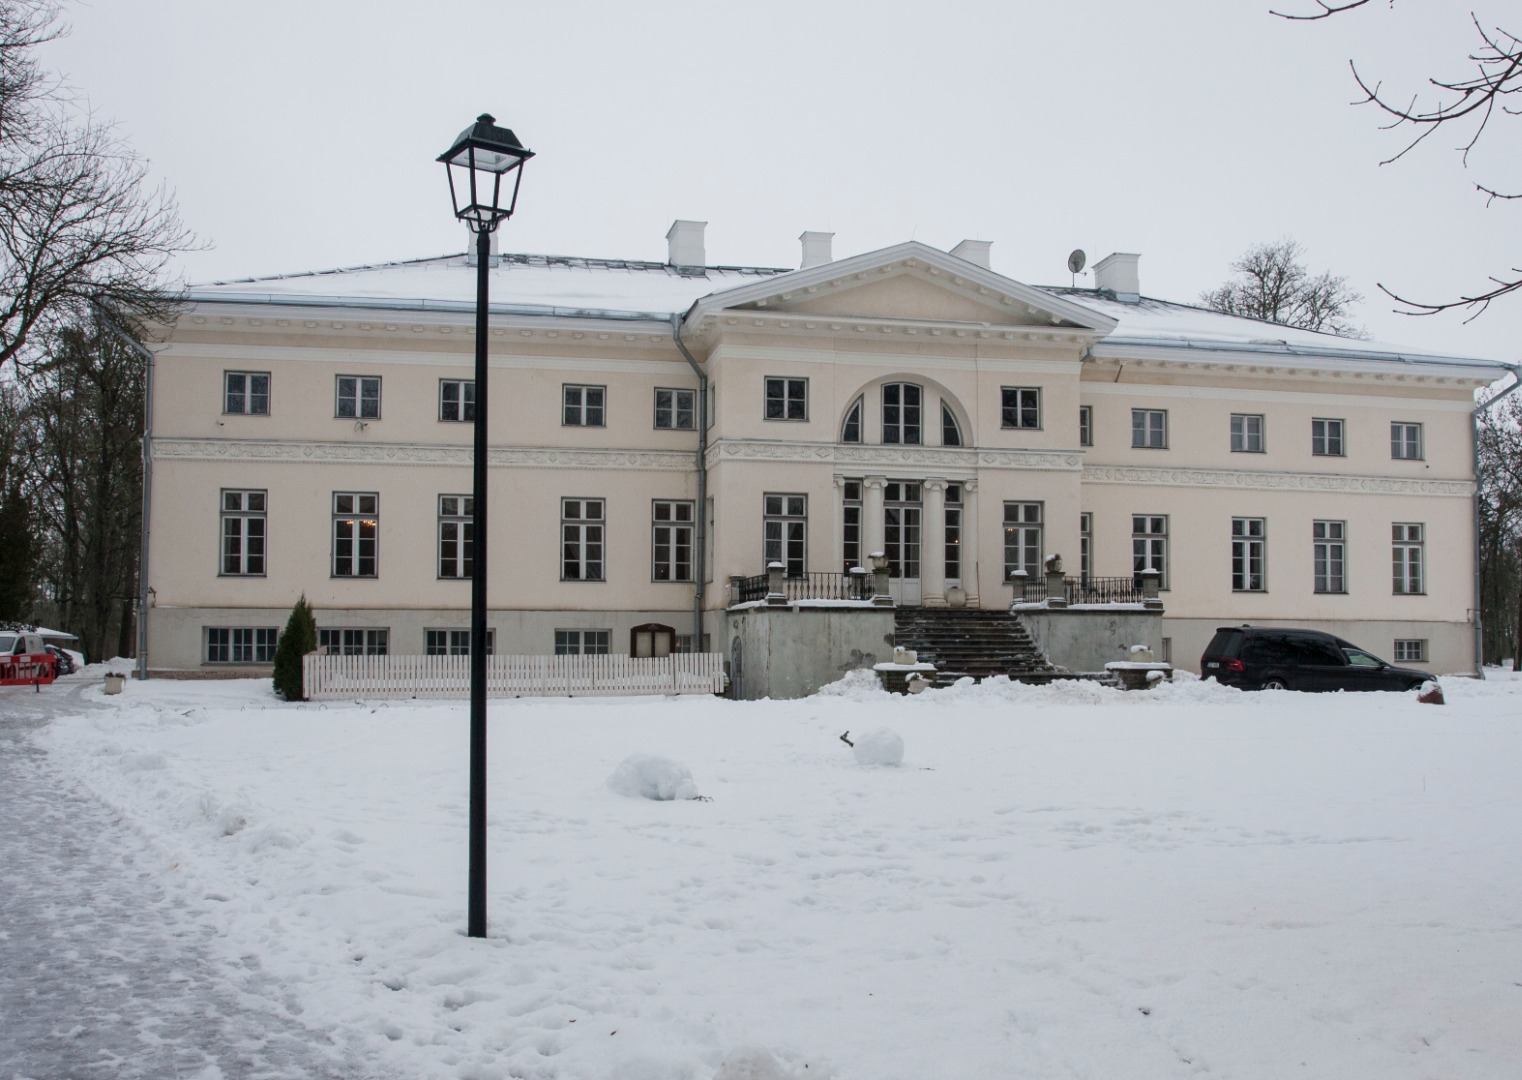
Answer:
[864, 476, 887, 561]
[922, 478, 947, 606]
[963, 479, 981, 606]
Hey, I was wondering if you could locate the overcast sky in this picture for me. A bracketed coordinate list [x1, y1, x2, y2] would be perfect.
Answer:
[43, 0, 1522, 361]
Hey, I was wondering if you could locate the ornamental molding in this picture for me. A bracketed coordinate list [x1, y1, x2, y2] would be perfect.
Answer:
[707, 439, 1082, 472]
[1083, 464, 1473, 496]
[154, 438, 694, 471]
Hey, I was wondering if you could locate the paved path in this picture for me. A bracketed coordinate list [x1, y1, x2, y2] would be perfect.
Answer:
[0, 680, 374, 1080]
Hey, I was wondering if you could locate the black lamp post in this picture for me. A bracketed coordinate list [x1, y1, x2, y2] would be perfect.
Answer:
[438, 113, 533, 939]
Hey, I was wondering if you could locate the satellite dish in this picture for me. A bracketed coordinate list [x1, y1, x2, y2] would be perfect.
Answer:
[1067, 249, 1087, 275]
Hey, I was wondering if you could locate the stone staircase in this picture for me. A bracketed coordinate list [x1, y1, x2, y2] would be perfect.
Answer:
[893, 608, 1065, 685]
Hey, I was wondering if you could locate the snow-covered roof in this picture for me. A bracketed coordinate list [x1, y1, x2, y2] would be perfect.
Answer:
[186, 248, 1512, 373]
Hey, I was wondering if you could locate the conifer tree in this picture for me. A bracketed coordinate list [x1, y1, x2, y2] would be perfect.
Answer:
[272, 594, 316, 701]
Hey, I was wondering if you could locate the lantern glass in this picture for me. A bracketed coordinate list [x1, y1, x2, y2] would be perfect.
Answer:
[439, 114, 534, 230]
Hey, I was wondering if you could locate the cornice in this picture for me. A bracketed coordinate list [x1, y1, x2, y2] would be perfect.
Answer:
[1083, 463, 1473, 496]
[177, 305, 673, 344]
[154, 438, 694, 471]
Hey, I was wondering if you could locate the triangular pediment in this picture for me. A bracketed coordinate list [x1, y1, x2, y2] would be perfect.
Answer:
[687, 241, 1116, 334]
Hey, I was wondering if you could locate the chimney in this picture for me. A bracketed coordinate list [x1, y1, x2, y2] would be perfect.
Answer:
[666, 219, 707, 269]
[950, 239, 992, 269]
[1093, 252, 1141, 302]
[465, 226, 499, 267]
[799, 230, 834, 269]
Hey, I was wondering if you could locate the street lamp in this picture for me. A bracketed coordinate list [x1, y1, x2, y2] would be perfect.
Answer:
[438, 113, 533, 939]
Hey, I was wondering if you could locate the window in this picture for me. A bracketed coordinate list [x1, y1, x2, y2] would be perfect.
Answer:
[563, 384, 605, 427]
[763, 493, 807, 577]
[425, 629, 493, 656]
[438, 495, 473, 579]
[944, 484, 962, 580]
[1079, 405, 1092, 447]
[220, 489, 266, 576]
[224, 372, 269, 415]
[764, 377, 807, 421]
[654, 388, 696, 430]
[1079, 512, 1092, 581]
[554, 629, 610, 655]
[1230, 413, 1264, 453]
[882, 383, 921, 445]
[842, 480, 862, 571]
[883, 482, 920, 579]
[1393, 639, 1427, 663]
[562, 498, 604, 581]
[1131, 409, 1167, 449]
[439, 379, 475, 422]
[332, 492, 378, 577]
[318, 628, 388, 656]
[1000, 387, 1040, 429]
[1393, 523, 1424, 594]
[942, 404, 962, 447]
[205, 627, 277, 663]
[1312, 418, 1345, 456]
[674, 634, 711, 654]
[1313, 520, 1346, 594]
[1391, 422, 1423, 460]
[336, 375, 380, 419]
[841, 397, 862, 443]
[1003, 502, 1043, 579]
[1132, 515, 1168, 589]
[652, 500, 694, 582]
[1231, 517, 1266, 592]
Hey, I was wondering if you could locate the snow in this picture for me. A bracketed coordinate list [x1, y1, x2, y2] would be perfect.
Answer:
[19, 668, 1522, 1079]
[607, 754, 702, 801]
[848, 727, 904, 767]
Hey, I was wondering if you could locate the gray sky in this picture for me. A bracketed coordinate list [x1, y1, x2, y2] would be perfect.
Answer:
[44, 0, 1522, 361]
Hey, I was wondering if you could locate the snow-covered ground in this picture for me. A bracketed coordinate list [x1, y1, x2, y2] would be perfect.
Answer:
[20, 669, 1522, 1080]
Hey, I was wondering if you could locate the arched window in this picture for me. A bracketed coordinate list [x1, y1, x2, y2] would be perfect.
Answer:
[882, 383, 921, 444]
[941, 402, 963, 446]
[841, 396, 862, 443]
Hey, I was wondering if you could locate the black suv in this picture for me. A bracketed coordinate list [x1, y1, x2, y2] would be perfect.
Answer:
[1200, 626, 1430, 692]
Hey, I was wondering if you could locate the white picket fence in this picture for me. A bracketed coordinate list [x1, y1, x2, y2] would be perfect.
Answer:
[302, 652, 727, 701]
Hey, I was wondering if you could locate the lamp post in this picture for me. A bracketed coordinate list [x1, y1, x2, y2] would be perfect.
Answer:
[438, 113, 534, 939]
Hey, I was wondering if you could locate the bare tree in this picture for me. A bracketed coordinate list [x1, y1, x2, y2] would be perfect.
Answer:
[1274, 2, 1522, 318]
[1477, 391, 1522, 668]
[1201, 239, 1364, 336]
[0, 0, 189, 370]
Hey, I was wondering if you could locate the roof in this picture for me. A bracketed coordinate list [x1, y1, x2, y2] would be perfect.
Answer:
[185, 248, 1513, 374]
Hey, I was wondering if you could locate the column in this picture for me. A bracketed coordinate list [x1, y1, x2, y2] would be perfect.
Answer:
[864, 476, 886, 561]
[962, 479, 981, 606]
[921, 478, 947, 606]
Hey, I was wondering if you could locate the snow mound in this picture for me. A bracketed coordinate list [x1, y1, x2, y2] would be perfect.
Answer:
[851, 726, 904, 767]
[715, 1046, 797, 1080]
[607, 754, 701, 801]
[815, 668, 886, 699]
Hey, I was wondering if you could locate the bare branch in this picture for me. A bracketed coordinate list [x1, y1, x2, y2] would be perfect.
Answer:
[1270, 0, 1372, 22]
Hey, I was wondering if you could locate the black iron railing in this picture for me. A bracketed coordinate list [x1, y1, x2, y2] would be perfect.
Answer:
[731, 571, 875, 605]
[1012, 575, 1148, 605]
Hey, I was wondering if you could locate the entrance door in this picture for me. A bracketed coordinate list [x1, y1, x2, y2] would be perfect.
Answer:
[884, 481, 922, 605]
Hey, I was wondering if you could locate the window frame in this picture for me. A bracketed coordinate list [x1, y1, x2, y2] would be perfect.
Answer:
[223, 371, 270, 416]
[219, 489, 267, 577]
[562, 384, 606, 427]
[554, 629, 611, 656]
[764, 376, 808, 422]
[1078, 405, 1093, 448]
[424, 628, 494, 656]
[1131, 408, 1168, 449]
[653, 387, 696, 431]
[1393, 522, 1425, 595]
[561, 497, 605, 582]
[439, 379, 476, 423]
[317, 628, 389, 656]
[1132, 514, 1168, 590]
[1312, 417, 1345, 457]
[1391, 421, 1423, 461]
[1002, 501, 1044, 580]
[437, 494, 474, 580]
[1231, 517, 1267, 592]
[1392, 638, 1427, 663]
[1000, 386, 1041, 430]
[1230, 413, 1265, 453]
[651, 499, 695, 583]
[1313, 519, 1347, 595]
[763, 493, 808, 577]
[332, 492, 379, 578]
[205, 626, 278, 664]
[881, 382, 922, 445]
[335, 375, 381, 419]
[841, 396, 863, 443]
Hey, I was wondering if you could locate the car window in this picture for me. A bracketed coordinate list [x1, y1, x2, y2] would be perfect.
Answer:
[1205, 631, 1241, 659]
[0, 633, 14, 654]
[1295, 636, 1346, 665]
[1243, 634, 1296, 665]
[1343, 647, 1382, 668]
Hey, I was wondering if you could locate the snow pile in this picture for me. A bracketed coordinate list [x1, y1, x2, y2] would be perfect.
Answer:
[814, 668, 886, 698]
[607, 753, 701, 801]
[849, 726, 904, 766]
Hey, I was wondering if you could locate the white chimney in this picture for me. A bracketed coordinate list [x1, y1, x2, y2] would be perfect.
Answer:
[1094, 252, 1141, 302]
[465, 226, 499, 267]
[800, 230, 834, 269]
[950, 239, 992, 269]
[666, 219, 707, 268]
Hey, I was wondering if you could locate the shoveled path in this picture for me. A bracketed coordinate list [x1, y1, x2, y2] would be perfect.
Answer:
[0, 679, 375, 1080]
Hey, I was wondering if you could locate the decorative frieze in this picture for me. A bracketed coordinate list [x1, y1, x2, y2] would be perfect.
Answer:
[1083, 464, 1473, 497]
[154, 438, 694, 471]
[707, 440, 1081, 471]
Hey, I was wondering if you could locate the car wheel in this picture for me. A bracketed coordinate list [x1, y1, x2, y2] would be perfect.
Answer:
[1262, 677, 1289, 691]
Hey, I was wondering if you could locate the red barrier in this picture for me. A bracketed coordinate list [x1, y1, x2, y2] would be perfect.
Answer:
[0, 653, 57, 687]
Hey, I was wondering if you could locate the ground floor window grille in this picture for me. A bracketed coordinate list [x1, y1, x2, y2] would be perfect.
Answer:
[205, 627, 277, 663]
[1003, 502, 1043, 579]
[555, 629, 610, 655]
[1393, 639, 1427, 663]
[424, 629, 494, 656]
[318, 628, 388, 655]
[763, 493, 807, 577]
[1232, 517, 1266, 592]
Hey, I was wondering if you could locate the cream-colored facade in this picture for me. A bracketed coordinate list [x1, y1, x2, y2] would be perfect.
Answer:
[144, 226, 1504, 676]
